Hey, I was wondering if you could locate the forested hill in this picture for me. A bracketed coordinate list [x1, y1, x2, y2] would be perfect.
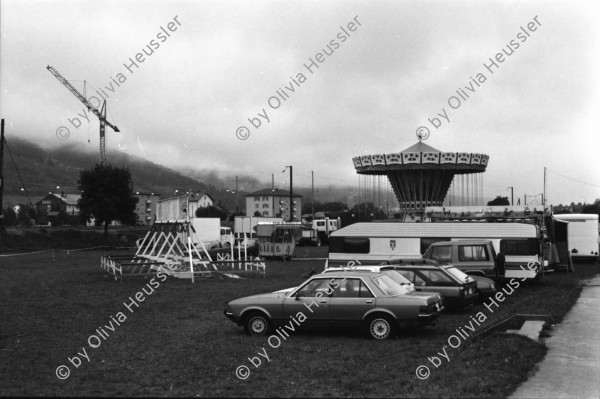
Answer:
[2, 138, 207, 202]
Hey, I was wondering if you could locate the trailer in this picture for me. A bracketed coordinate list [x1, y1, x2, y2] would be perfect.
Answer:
[234, 216, 283, 235]
[328, 222, 545, 278]
[552, 214, 599, 261]
[255, 222, 309, 259]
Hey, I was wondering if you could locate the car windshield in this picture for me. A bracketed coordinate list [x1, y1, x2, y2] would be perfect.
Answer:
[444, 267, 472, 283]
[370, 274, 411, 296]
[382, 270, 415, 293]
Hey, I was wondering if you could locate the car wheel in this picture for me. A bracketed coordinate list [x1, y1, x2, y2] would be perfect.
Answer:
[366, 315, 396, 340]
[243, 312, 272, 336]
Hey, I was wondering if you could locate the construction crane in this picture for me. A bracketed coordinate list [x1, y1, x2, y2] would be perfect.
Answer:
[46, 65, 120, 164]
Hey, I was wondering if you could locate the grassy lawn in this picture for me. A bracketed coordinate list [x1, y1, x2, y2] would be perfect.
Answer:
[0, 247, 598, 397]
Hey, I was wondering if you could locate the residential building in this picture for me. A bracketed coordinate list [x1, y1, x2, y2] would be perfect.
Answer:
[245, 188, 302, 221]
[157, 194, 217, 221]
[157, 195, 188, 221]
[134, 192, 160, 225]
[197, 193, 214, 208]
[35, 192, 81, 225]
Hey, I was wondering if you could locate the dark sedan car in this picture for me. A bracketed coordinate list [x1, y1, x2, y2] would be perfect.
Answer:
[224, 271, 443, 340]
[384, 264, 480, 309]
[382, 258, 497, 303]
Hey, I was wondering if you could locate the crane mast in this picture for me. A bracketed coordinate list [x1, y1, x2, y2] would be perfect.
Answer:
[46, 65, 119, 164]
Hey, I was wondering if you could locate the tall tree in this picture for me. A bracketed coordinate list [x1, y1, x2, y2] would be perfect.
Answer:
[78, 164, 138, 238]
[487, 196, 510, 206]
[582, 199, 600, 218]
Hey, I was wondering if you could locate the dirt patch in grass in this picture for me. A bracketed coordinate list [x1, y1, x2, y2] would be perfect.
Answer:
[0, 250, 597, 397]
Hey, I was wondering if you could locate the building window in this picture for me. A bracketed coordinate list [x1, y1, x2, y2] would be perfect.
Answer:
[263, 196, 268, 201]
[254, 196, 260, 201]
[262, 211, 269, 216]
[262, 204, 269, 208]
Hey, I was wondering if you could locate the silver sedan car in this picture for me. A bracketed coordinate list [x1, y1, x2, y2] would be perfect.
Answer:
[224, 271, 443, 340]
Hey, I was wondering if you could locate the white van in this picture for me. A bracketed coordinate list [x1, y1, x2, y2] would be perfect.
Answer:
[552, 214, 599, 261]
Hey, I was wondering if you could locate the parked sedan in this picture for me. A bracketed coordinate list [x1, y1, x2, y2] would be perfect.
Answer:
[383, 264, 480, 309]
[224, 271, 443, 340]
[383, 259, 497, 303]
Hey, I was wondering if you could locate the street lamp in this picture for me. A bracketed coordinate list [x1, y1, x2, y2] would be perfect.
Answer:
[506, 186, 514, 206]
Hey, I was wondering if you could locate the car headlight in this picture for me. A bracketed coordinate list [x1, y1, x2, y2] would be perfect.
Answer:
[490, 283, 496, 290]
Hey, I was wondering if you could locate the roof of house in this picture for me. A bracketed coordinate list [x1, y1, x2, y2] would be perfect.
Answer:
[36, 193, 80, 206]
[246, 188, 302, 198]
[198, 192, 215, 201]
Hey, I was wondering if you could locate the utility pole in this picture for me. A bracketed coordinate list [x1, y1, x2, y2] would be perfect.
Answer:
[507, 186, 514, 206]
[0, 119, 5, 235]
[271, 173, 275, 217]
[524, 195, 527, 206]
[289, 166, 293, 222]
[311, 170, 315, 221]
[186, 188, 194, 283]
[543, 167, 547, 208]
[235, 176, 239, 214]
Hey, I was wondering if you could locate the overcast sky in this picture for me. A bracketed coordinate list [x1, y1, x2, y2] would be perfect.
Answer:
[1, 0, 599, 205]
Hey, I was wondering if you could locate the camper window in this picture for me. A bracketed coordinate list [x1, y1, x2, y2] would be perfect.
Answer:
[329, 237, 370, 254]
[500, 238, 539, 256]
[420, 238, 451, 254]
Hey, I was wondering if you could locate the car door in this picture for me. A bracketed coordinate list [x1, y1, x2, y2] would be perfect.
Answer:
[282, 278, 331, 329]
[455, 244, 493, 274]
[327, 278, 375, 330]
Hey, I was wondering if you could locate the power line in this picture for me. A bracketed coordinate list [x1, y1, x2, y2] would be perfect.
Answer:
[546, 168, 600, 188]
[4, 138, 33, 206]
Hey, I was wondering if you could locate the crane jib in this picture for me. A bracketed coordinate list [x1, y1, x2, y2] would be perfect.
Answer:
[46, 65, 119, 164]
[46, 65, 119, 132]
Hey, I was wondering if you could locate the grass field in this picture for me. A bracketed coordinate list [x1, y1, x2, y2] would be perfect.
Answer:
[0, 246, 598, 397]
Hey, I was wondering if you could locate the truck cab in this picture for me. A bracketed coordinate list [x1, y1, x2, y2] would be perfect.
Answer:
[312, 217, 340, 244]
[220, 227, 234, 244]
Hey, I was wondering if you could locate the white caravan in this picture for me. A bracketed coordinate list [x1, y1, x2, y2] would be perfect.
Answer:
[552, 214, 599, 261]
[328, 222, 543, 271]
